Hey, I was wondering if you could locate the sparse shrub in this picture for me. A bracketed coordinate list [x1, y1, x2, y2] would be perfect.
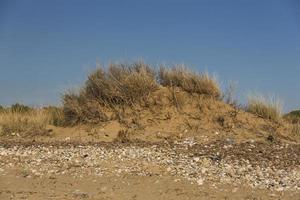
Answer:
[62, 61, 222, 125]
[159, 65, 220, 98]
[0, 105, 5, 112]
[10, 103, 32, 113]
[246, 94, 282, 122]
[62, 91, 108, 125]
[222, 81, 238, 106]
[85, 61, 158, 106]
[62, 61, 158, 125]
[284, 110, 300, 124]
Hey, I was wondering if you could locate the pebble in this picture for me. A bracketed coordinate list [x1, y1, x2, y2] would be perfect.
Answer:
[0, 142, 298, 192]
[197, 178, 204, 185]
[72, 190, 89, 198]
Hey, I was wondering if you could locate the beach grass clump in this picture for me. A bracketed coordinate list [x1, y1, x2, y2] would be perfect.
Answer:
[0, 107, 51, 136]
[159, 65, 220, 98]
[247, 94, 282, 122]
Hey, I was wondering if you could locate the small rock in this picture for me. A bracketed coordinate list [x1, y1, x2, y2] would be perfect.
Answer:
[225, 138, 235, 145]
[72, 190, 89, 198]
[197, 178, 204, 185]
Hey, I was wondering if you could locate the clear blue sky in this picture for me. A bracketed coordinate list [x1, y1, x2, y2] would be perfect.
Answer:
[0, 0, 299, 112]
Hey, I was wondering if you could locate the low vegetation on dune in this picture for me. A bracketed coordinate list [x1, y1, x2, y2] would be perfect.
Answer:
[0, 108, 48, 137]
[284, 110, 300, 124]
[85, 62, 158, 106]
[43, 106, 64, 126]
[159, 66, 221, 98]
[58, 61, 300, 142]
[0, 61, 298, 141]
[284, 110, 300, 136]
[0, 104, 63, 137]
[246, 95, 283, 122]
[62, 61, 220, 125]
[63, 62, 159, 125]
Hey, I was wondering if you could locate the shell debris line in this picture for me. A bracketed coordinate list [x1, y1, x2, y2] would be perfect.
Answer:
[0, 140, 299, 193]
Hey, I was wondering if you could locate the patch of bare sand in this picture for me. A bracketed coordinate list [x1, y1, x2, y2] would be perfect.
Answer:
[1, 173, 298, 200]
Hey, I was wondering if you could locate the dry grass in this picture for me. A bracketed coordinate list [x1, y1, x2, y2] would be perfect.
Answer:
[63, 92, 109, 125]
[284, 110, 300, 124]
[222, 81, 239, 107]
[62, 62, 222, 125]
[43, 106, 65, 126]
[247, 94, 282, 122]
[169, 87, 186, 110]
[85, 61, 158, 106]
[0, 105, 65, 136]
[0, 109, 51, 136]
[284, 110, 300, 137]
[63, 61, 159, 125]
[291, 124, 300, 136]
[159, 65, 220, 98]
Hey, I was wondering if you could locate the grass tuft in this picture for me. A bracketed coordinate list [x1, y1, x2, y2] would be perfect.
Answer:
[62, 91, 108, 125]
[0, 108, 50, 136]
[62, 61, 159, 125]
[0, 104, 65, 136]
[159, 65, 220, 98]
[291, 124, 300, 136]
[85, 61, 158, 106]
[246, 94, 282, 122]
[43, 106, 64, 126]
[284, 110, 300, 124]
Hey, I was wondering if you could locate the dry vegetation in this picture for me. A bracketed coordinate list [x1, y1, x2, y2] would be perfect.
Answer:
[246, 95, 283, 122]
[284, 110, 300, 124]
[63, 62, 159, 125]
[0, 61, 299, 141]
[159, 65, 221, 98]
[0, 104, 63, 137]
[0, 108, 49, 137]
[62, 62, 220, 125]
[284, 110, 300, 136]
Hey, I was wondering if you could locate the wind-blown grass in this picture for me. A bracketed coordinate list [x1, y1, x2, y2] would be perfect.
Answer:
[0, 104, 64, 136]
[0, 109, 51, 136]
[247, 94, 282, 122]
[159, 65, 220, 98]
[284, 110, 300, 124]
[62, 62, 222, 125]
[85, 61, 158, 106]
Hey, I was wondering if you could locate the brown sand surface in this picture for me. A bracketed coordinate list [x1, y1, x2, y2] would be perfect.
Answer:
[1, 173, 298, 200]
